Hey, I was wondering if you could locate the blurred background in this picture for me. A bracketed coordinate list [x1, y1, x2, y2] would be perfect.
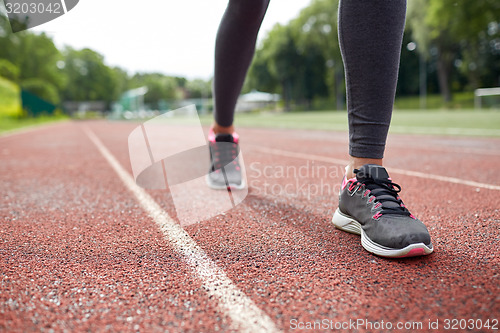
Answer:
[0, 0, 499, 133]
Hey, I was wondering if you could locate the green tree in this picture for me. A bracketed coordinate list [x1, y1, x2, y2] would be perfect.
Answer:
[16, 33, 65, 90]
[458, 22, 500, 90]
[129, 73, 182, 109]
[0, 59, 20, 82]
[61, 47, 119, 104]
[247, 0, 341, 109]
[244, 48, 279, 94]
[186, 79, 212, 99]
[408, 0, 500, 102]
[291, 0, 342, 108]
[21, 78, 59, 104]
[263, 23, 301, 110]
[111, 66, 131, 98]
[0, 16, 65, 96]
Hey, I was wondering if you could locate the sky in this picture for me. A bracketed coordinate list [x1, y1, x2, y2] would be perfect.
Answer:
[30, 0, 313, 80]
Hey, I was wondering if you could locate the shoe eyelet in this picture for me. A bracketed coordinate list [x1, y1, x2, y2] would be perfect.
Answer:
[348, 184, 361, 196]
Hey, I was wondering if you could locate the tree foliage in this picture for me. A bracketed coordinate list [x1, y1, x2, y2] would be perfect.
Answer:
[0, 16, 65, 94]
[247, 0, 340, 109]
[186, 79, 212, 99]
[2, 0, 498, 111]
[21, 78, 60, 104]
[0, 15, 212, 111]
[129, 73, 183, 109]
[60, 47, 120, 104]
[247, 0, 500, 107]
[0, 59, 19, 82]
[408, 0, 500, 101]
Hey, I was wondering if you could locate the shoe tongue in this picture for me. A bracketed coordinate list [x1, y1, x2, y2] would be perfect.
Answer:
[357, 164, 401, 210]
[356, 164, 389, 181]
[215, 133, 235, 143]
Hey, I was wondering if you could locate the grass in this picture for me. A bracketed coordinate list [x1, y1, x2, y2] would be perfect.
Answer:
[198, 109, 500, 137]
[0, 114, 69, 134]
[393, 92, 476, 109]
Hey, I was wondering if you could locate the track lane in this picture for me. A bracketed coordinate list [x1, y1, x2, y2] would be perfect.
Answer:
[0, 123, 233, 332]
[87, 121, 499, 331]
[84, 126, 279, 333]
[2, 120, 498, 332]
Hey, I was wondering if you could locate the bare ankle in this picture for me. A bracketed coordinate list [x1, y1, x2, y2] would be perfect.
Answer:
[212, 123, 234, 135]
[346, 157, 383, 178]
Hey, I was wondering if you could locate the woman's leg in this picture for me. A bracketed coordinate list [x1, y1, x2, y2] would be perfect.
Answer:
[212, 0, 270, 134]
[338, 0, 407, 177]
[334, 0, 432, 258]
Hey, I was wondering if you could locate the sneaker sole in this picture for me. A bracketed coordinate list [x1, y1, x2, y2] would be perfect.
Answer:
[205, 175, 246, 190]
[332, 208, 433, 258]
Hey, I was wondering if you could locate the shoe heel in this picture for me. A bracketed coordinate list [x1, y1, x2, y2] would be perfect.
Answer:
[332, 208, 361, 235]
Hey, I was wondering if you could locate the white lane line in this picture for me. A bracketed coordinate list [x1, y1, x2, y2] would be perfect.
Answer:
[385, 167, 500, 191]
[84, 127, 279, 333]
[252, 146, 500, 191]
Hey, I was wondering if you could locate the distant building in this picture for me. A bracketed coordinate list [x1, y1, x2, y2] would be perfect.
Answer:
[62, 101, 107, 115]
[235, 90, 280, 112]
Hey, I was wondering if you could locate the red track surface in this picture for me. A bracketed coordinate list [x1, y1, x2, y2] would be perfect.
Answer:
[1, 121, 499, 332]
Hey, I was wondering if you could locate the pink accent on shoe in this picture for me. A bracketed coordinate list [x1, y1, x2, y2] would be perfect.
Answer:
[208, 128, 239, 143]
[363, 189, 371, 197]
[410, 214, 416, 219]
[208, 128, 216, 143]
[374, 202, 382, 209]
[372, 212, 382, 220]
[368, 197, 375, 203]
[232, 131, 239, 144]
[341, 176, 348, 190]
[342, 176, 357, 190]
[396, 248, 426, 258]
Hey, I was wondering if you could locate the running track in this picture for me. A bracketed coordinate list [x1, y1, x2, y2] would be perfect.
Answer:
[1, 120, 499, 332]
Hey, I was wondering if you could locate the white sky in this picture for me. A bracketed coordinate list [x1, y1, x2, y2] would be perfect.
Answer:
[30, 0, 312, 80]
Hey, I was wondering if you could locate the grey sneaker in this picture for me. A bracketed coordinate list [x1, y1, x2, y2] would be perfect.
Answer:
[206, 130, 245, 190]
[332, 164, 433, 258]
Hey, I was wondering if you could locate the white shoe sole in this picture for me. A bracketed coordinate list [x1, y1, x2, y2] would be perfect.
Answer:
[332, 208, 433, 258]
[205, 174, 246, 190]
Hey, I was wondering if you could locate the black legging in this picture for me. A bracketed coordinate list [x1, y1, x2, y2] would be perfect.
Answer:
[213, 0, 406, 159]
